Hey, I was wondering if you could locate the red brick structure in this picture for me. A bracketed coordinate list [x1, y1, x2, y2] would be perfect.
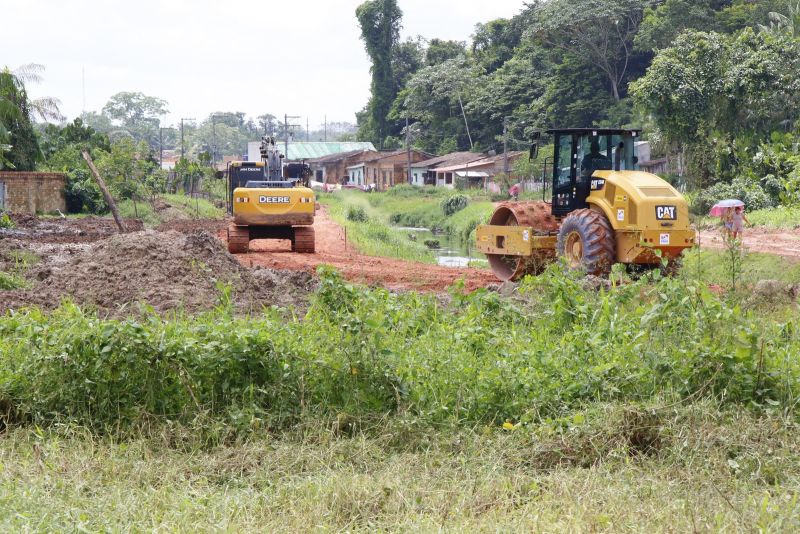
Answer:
[0, 171, 66, 214]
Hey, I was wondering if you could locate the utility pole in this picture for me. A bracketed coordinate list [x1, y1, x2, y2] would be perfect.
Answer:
[406, 116, 412, 185]
[306, 117, 310, 142]
[324, 115, 327, 142]
[180, 118, 195, 159]
[503, 116, 510, 176]
[283, 114, 301, 159]
[159, 127, 163, 168]
[212, 114, 217, 167]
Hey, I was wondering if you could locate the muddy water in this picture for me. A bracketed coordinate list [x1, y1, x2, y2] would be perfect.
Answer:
[396, 227, 487, 268]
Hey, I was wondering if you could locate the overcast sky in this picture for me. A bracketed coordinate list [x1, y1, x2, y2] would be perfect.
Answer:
[3, 0, 525, 129]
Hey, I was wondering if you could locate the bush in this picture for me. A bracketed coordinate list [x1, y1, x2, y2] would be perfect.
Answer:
[1, 268, 798, 438]
[385, 184, 443, 198]
[441, 194, 469, 216]
[346, 205, 369, 223]
[0, 270, 26, 290]
[64, 169, 107, 214]
[0, 212, 14, 229]
[692, 178, 774, 215]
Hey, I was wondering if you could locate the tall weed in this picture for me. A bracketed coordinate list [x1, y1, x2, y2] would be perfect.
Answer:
[1, 268, 798, 438]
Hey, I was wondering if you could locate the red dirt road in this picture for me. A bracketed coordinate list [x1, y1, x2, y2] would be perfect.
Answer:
[699, 227, 800, 260]
[228, 206, 498, 292]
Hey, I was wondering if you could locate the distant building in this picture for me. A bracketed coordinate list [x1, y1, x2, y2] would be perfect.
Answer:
[246, 141, 376, 163]
[0, 171, 66, 214]
[407, 152, 485, 186]
[433, 152, 526, 189]
[346, 149, 434, 190]
[308, 149, 378, 184]
[160, 149, 178, 171]
[634, 141, 675, 175]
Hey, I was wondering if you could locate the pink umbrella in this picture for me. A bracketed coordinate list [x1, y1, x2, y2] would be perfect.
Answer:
[709, 199, 744, 217]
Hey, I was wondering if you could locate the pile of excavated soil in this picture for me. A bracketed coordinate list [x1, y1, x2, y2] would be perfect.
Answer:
[1, 213, 145, 243]
[0, 229, 315, 316]
[155, 217, 227, 235]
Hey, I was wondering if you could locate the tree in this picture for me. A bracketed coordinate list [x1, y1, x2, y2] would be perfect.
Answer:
[101, 91, 169, 148]
[467, 51, 550, 149]
[759, 0, 800, 37]
[631, 29, 800, 185]
[399, 57, 479, 151]
[526, 0, 654, 101]
[425, 39, 466, 66]
[257, 114, 279, 136]
[635, 0, 725, 51]
[0, 64, 62, 170]
[356, 0, 403, 148]
[472, 18, 521, 73]
[40, 118, 111, 161]
[393, 37, 425, 89]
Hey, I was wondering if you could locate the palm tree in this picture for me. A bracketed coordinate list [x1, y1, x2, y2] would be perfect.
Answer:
[761, 2, 800, 38]
[0, 64, 63, 170]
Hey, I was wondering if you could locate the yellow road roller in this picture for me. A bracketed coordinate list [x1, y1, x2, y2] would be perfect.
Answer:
[476, 129, 696, 281]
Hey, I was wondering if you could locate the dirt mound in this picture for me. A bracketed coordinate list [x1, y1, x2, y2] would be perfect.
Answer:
[2, 213, 145, 243]
[155, 217, 227, 235]
[1, 229, 315, 316]
[744, 279, 798, 309]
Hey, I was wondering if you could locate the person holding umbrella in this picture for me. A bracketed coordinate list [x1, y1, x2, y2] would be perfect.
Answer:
[730, 205, 750, 240]
[710, 199, 749, 240]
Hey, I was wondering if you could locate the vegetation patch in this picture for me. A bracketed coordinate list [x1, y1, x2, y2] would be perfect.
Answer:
[2, 267, 798, 440]
[0, 270, 26, 290]
[321, 193, 435, 263]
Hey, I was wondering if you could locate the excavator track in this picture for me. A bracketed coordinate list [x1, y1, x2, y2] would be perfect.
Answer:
[227, 223, 250, 254]
[292, 226, 316, 253]
[485, 201, 560, 281]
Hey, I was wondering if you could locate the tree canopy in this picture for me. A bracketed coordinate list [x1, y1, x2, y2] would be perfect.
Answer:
[356, 0, 403, 148]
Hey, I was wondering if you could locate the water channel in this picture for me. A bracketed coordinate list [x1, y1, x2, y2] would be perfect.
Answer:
[395, 227, 487, 268]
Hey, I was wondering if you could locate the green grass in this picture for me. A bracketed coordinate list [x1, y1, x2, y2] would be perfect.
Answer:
[439, 202, 495, 242]
[1, 403, 798, 531]
[320, 192, 436, 263]
[3, 265, 800, 530]
[116, 198, 160, 226]
[335, 188, 495, 252]
[747, 205, 800, 229]
[680, 247, 800, 287]
[0, 270, 26, 290]
[112, 194, 225, 227]
[162, 193, 225, 219]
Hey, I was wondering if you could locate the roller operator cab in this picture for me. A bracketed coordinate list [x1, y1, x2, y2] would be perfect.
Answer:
[226, 137, 316, 254]
[476, 128, 696, 281]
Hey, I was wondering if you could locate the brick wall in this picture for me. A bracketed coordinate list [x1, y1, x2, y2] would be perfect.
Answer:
[0, 172, 66, 214]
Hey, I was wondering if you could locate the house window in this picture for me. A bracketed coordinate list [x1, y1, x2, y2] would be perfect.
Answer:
[446, 173, 453, 185]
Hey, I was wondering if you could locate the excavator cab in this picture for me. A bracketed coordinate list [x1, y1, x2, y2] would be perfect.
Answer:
[547, 129, 640, 216]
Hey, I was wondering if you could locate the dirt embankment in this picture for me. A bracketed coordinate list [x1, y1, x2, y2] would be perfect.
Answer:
[1, 216, 315, 317]
[4, 213, 145, 243]
[699, 227, 800, 259]
[229, 205, 499, 292]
